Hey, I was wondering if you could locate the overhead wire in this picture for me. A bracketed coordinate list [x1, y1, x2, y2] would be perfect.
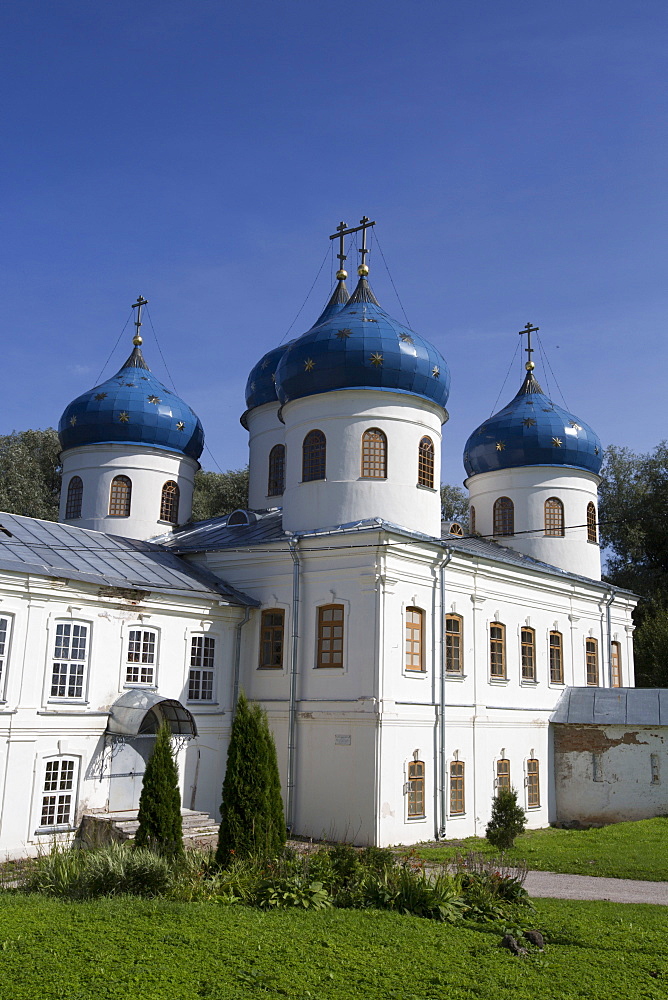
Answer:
[94, 312, 133, 384]
[488, 338, 521, 416]
[278, 246, 330, 345]
[373, 230, 411, 327]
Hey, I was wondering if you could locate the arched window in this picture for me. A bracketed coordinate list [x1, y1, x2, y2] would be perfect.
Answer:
[407, 760, 425, 817]
[544, 497, 564, 536]
[65, 476, 83, 519]
[521, 627, 536, 681]
[268, 444, 286, 497]
[549, 631, 564, 684]
[587, 502, 598, 543]
[611, 641, 622, 687]
[586, 637, 599, 686]
[450, 760, 465, 815]
[417, 436, 434, 488]
[302, 430, 326, 482]
[160, 481, 180, 524]
[469, 506, 476, 534]
[493, 497, 514, 536]
[405, 607, 424, 672]
[109, 475, 132, 517]
[361, 428, 387, 479]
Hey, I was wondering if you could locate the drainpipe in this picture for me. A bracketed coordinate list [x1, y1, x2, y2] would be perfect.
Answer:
[605, 588, 616, 686]
[437, 551, 453, 839]
[286, 536, 301, 833]
[232, 606, 251, 712]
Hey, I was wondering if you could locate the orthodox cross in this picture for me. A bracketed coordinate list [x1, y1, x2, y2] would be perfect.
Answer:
[519, 321, 539, 368]
[332, 220, 348, 273]
[329, 216, 376, 273]
[132, 295, 148, 344]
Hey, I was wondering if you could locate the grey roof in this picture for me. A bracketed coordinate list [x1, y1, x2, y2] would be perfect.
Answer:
[0, 512, 256, 605]
[163, 510, 631, 593]
[551, 687, 668, 726]
[107, 689, 197, 736]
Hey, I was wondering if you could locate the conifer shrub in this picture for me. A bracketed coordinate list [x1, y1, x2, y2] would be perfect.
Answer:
[485, 786, 526, 850]
[216, 692, 286, 866]
[134, 722, 184, 859]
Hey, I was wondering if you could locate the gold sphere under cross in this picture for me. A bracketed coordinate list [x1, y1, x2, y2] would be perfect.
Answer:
[358, 264, 369, 277]
[336, 269, 348, 280]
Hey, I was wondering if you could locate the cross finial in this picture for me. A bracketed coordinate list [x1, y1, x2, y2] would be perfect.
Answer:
[330, 216, 376, 277]
[357, 216, 372, 275]
[519, 321, 539, 371]
[132, 295, 148, 346]
[334, 221, 348, 279]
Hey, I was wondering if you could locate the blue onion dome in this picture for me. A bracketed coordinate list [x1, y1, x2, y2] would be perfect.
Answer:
[464, 370, 602, 477]
[274, 277, 450, 410]
[244, 278, 350, 411]
[58, 344, 204, 461]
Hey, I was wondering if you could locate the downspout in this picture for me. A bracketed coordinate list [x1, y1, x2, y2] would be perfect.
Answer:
[232, 606, 251, 712]
[437, 550, 453, 839]
[605, 587, 616, 686]
[286, 536, 301, 833]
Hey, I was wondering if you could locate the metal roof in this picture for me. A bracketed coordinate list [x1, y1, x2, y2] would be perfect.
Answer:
[551, 687, 668, 726]
[107, 690, 197, 736]
[0, 512, 256, 605]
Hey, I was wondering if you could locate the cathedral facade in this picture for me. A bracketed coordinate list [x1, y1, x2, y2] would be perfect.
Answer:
[0, 232, 643, 857]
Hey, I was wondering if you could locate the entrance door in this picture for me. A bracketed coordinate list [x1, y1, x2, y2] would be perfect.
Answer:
[108, 736, 155, 812]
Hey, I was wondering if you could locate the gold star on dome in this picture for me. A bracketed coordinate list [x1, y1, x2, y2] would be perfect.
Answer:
[478, 424, 487, 434]
[336, 328, 352, 339]
[432, 366, 440, 378]
[147, 395, 161, 404]
[94, 392, 107, 401]
[370, 352, 384, 366]
[124, 382, 135, 387]
[141, 376, 149, 381]
[522, 417, 536, 427]
[552, 437, 563, 447]
[260, 358, 270, 369]
[176, 421, 185, 431]
[304, 358, 315, 372]
[399, 332, 413, 344]
[249, 381, 256, 392]
[271, 373, 277, 383]
[119, 411, 130, 423]
[69, 415, 77, 426]
[495, 441, 505, 451]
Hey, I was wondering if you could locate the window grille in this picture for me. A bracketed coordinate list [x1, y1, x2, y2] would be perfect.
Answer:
[549, 631, 564, 684]
[526, 759, 540, 807]
[65, 476, 83, 519]
[40, 759, 76, 827]
[160, 480, 180, 523]
[490, 623, 506, 678]
[405, 608, 424, 671]
[586, 638, 599, 686]
[493, 497, 514, 536]
[268, 444, 286, 496]
[544, 497, 564, 536]
[317, 605, 344, 667]
[51, 623, 88, 699]
[521, 627, 535, 681]
[302, 430, 326, 482]
[611, 641, 621, 687]
[450, 761, 465, 814]
[587, 502, 598, 543]
[109, 475, 132, 517]
[188, 635, 215, 700]
[496, 758, 510, 792]
[361, 428, 387, 479]
[259, 610, 285, 668]
[445, 615, 463, 674]
[126, 629, 156, 685]
[417, 437, 434, 488]
[407, 760, 425, 817]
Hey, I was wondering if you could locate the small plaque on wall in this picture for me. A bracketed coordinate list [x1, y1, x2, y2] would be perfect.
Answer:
[335, 734, 351, 746]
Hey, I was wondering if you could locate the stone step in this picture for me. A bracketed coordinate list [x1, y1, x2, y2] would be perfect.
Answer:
[80, 809, 219, 846]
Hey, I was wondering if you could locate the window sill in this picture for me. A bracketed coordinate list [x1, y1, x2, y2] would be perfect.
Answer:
[123, 683, 157, 690]
[488, 676, 509, 684]
[416, 484, 437, 493]
[404, 669, 427, 677]
[520, 679, 538, 686]
[314, 665, 344, 670]
[548, 680, 565, 687]
[257, 666, 285, 671]
[35, 825, 75, 835]
[445, 672, 466, 680]
[46, 699, 89, 707]
[186, 702, 221, 709]
[299, 479, 326, 485]
[448, 813, 466, 819]
[406, 815, 427, 822]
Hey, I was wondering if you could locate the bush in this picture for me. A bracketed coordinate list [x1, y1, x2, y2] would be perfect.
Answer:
[26, 843, 173, 899]
[486, 787, 526, 850]
[134, 722, 184, 859]
[359, 866, 464, 922]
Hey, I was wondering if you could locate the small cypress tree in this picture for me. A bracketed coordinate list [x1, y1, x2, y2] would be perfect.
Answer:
[485, 786, 526, 850]
[134, 722, 184, 859]
[216, 692, 286, 866]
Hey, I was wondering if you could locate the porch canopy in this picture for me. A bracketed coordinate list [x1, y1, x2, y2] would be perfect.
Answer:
[106, 690, 198, 738]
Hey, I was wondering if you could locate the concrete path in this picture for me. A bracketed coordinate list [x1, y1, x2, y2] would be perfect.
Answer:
[524, 870, 668, 905]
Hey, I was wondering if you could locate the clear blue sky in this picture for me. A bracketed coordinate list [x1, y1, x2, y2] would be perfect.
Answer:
[2, 0, 666, 484]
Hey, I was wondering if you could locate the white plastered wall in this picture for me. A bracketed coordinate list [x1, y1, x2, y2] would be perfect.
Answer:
[245, 402, 286, 510]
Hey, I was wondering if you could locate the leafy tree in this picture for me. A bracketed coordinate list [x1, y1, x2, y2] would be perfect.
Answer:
[0, 428, 61, 521]
[440, 483, 469, 531]
[190, 467, 249, 523]
[134, 722, 184, 859]
[485, 787, 526, 850]
[216, 692, 286, 866]
[599, 442, 668, 685]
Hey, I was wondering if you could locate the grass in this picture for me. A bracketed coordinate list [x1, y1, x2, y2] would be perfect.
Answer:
[0, 894, 667, 999]
[414, 816, 668, 881]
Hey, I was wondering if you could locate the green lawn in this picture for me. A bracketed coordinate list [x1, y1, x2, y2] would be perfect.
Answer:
[414, 816, 668, 881]
[0, 894, 667, 999]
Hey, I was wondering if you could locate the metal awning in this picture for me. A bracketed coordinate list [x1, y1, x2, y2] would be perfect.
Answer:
[106, 690, 198, 737]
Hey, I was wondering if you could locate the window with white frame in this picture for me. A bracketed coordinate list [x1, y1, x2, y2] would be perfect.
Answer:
[188, 635, 215, 701]
[51, 622, 89, 699]
[40, 758, 78, 828]
[0, 617, 9, 693]
[407, 760, 425, 818]
[126, 628, 157, 685]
